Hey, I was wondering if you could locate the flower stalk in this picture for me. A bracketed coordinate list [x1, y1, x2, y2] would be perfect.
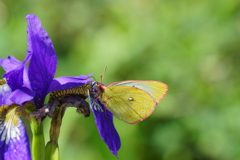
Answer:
[45, 106, 64, 160]
[30, 118, 45, 160]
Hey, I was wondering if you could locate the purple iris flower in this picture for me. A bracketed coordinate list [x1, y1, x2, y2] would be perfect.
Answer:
[89, 82, 121, 157]
[0, 14, 92, 160]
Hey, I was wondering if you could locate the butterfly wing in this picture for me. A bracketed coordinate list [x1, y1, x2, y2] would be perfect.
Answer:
[101, 86, 157, 124]
[107, 80, 168, 104]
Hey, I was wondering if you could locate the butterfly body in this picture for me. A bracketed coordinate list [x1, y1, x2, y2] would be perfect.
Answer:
[92, 80, 168, 124]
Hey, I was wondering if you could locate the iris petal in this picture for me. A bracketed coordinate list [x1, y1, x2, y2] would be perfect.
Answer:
[28, 35, 57, 108]
[0, 112, 31, 160]
[26, 14, 57, 109]
[26, 14, 54, 53]
[0, 52, 32, 92]
[0, 56, 22, 73]
[48, 74, 93, 93]
[89, 94, 121, 157]
[9, 88, 34, 105]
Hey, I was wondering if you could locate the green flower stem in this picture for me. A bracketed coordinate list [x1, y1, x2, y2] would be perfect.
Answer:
[30, 117, 45, 160]
[45, 106, 64, 160]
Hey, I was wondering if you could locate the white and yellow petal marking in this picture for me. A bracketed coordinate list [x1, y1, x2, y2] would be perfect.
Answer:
[0, 104, 21, 144]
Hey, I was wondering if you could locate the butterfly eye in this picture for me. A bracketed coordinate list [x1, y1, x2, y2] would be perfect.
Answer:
[99, 85, 105, 92]
[96, 82, 105, 93]
[128, 97, 134, 101]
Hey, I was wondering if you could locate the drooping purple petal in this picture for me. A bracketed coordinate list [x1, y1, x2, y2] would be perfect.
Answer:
[89, 92, 121, 157]
[0, 56, 22, 72]
[0, 118, 31, 160]
[0, 53, 32, 91]
[47, 74, 93, 93]
[0, 81, 34, 106]
[9, 87, 34, 105]
[26, 14, 57, 109]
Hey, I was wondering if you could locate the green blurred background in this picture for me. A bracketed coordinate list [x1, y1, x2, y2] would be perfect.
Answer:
[1, 0, 240, 160]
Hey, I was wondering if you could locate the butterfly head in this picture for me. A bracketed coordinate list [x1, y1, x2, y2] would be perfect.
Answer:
[91, 81, 106, 97]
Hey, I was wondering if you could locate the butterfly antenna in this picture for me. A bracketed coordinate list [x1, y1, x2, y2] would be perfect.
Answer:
[100, 66, 107, 83]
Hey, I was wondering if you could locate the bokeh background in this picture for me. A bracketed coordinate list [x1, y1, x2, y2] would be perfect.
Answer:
[1, 0, 240, 160]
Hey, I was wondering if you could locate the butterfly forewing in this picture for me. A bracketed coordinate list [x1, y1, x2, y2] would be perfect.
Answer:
[107, 80, 168, 104]
[101, 86, 156, 124]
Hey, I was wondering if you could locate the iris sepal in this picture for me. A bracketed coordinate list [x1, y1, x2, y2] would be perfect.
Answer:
[0, 104, 31, 160]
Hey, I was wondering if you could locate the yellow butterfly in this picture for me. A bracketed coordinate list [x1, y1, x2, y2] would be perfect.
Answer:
[90, 80, 168, 124]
